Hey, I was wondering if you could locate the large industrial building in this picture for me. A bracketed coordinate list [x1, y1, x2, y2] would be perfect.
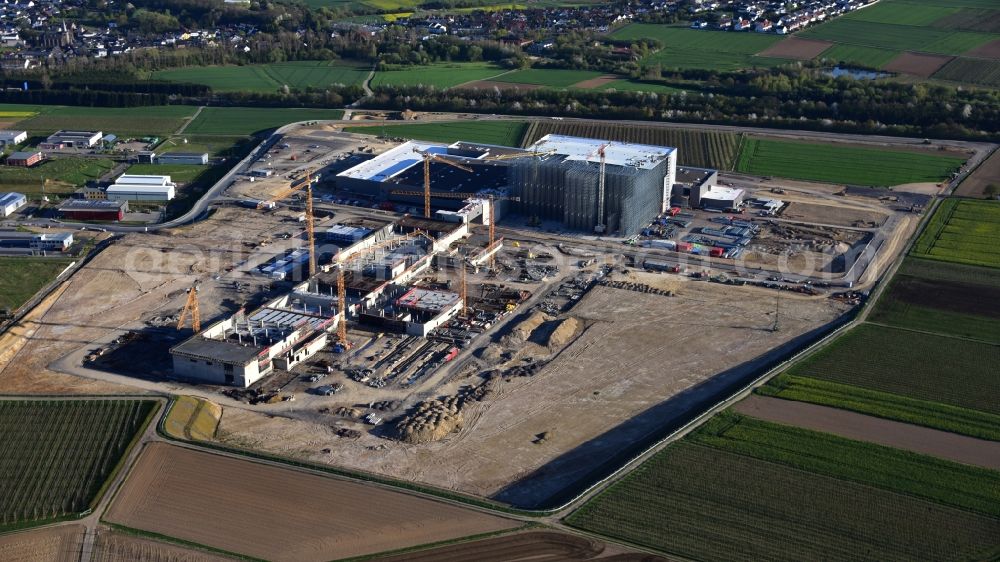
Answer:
[58, 199, 128, 221]
[335, 135, 678, 235]
[0, 231, 73, 254]
[0, 192, 26, 217]
[40, 130, 103, 149]
[107, 174, 176, 202]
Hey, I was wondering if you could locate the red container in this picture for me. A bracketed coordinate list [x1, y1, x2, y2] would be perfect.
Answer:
[676, 242, 693, 252]
[709, 247, 725, 257]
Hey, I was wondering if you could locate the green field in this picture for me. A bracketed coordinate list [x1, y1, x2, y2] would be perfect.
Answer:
[182, 107, 344, 136]
[818, 44, 900, 68]
[933, 7, 1000, 32]
[125, 163, 214, 183]
[694, 412, 1000, 515]
[14, 105, 197, 137]
[0, 157, 115, 196]
[787, 323, 1000, 415]
[344, 120, 527, 147]
[734, 138, 964, 186]
[912, 198, 1000, 268]
[492, 68, 606, 88]
[596, 79, 689, 94]
[155, 136, 250, 157]
[153, 60, 370, 93]
[0, 257, 73, 312]
[801, 17, 998, 55]
[846, 1, 959, 26]
[0, 400, 157, 531]
[521, 121, 738, 169]
[759, 373, 1000, 440]
[933, 57, 1000, 87]
[567, 441, 1000, 561]
[372, 62, 507, 89]
[612, 24, 789, 70]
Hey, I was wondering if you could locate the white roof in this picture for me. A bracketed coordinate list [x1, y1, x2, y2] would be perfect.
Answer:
[702, 186, 745, 201]
[337, 140, 452, 182]
[526, 134, 675, 170]
[115, 174, 172, 186]
[0, 192, 26, 206]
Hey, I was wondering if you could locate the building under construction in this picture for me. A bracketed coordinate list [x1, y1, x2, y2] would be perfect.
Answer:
[510, 135, 677, 235]
[335, 135, 677, 235]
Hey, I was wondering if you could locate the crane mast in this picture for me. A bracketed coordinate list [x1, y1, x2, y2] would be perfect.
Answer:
[176, 285, 201, 332]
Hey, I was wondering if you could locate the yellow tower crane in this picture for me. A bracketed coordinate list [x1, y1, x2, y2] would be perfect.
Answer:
[330, 230, 435, 350]
[267, 168, 321, 276]
[413, 148, 474, 218]
[176, 285, 201, 332]
[389, 191, 519, 269]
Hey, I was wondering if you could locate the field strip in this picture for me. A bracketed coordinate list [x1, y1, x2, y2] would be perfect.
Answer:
[455, 68, 518, 88]
[866, 320, 1000, 345]
[734, 395, 1000, 469]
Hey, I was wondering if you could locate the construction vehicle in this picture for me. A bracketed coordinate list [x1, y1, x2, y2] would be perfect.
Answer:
[176, 285, 201, 332]
[266, 168, 320, 276]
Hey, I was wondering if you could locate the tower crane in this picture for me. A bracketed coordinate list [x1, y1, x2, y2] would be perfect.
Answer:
[588, 143, 609, 234]
[389, 190, 519, 269]
[413, 148, 474, 219]
[267, 168, 320, 276]
[176, 285, 201, 332]
[329, 230, 435, 350]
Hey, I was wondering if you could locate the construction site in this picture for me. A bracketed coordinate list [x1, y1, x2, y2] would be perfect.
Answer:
[0, 120, 922, 509]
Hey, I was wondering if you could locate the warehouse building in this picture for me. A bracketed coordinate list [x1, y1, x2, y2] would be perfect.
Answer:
[5, 150, 43, 167]
[170, 294, 338, 387]
[107, 174, 176, 202]
[0, 130, 27, 145]
[672, 166, 717, 208]
[41, 130, 103, 149]
[700, 186, 746, 212]
[0, 192, 27, 216]
[156, 152, 209, 165]
[58, 199, 128, 221]
[511, 135, 677, 235]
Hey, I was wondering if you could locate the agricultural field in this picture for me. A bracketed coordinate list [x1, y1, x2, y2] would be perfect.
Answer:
[870, 258, 1000, 342]
[817, 44, 899, 68]
[0, 157, 115, 196]
[734, 137, 964, 186]
[105, 443, 517, 562]
[491, 68, 607, 88]
[0, 524, 84, 562]
[344, 120, 528, 147]
[596, 79, 689, 94]
[14, 105, 197, 137]
[125, 163, 214, 184]
[611, 24, 790, 71]
[911, 198, 1000, 268]
[0, 257, 73, 312]
[955, 146, 1000, 198]
[521, 121, 739, 169]
[183, 107, 344, 136]
[0, 400, 157, 531]
[693, 412, 1000, 515]
[933, 57, 1000, 87]
[932, 7, 1000, 33]
[92, 529, 234, 562]
[155, 136, 250, 158]
[845, 1, 959, 27]
[801, 13, 999, 55]
[787, 323, 1000, 415]
[152, 60, 369, 93]
[372, 62, 507, 89]
[758, 373, 1000, 441]
[566, 440, 1000, 561]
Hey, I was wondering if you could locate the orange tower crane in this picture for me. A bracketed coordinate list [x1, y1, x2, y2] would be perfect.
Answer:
[413, 148, 474, 218]
[267, 168, 320, 276]
[176, 285, 201, 332]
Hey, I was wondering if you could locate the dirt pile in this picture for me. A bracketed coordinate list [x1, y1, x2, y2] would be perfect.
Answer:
[548, 317, 581, 348]
[504, 311, 551, 346]
[394, 397, 465, 444]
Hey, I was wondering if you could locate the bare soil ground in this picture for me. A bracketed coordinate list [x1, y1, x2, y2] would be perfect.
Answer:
[780, 201, 888, 227]
[734, 395, 1000, 469]
[883, 52, 954, 78]
[758, 37, 834, 60]
[955, 148, 1000, 198]
[571, 75, 621, 89]
[105, 443, 518, 562]
[0, 524, 83, 562]
[0, 207, 298, 394]
[370, 530, 666, 561]
[458, 80, 542, 91]
[92, 528, 235, 562]
[216, 280, 848, 506]
[965, 39, 1000, 59]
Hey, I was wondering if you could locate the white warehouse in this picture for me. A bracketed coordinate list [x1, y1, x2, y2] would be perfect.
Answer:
[107, 174, 176, 202]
